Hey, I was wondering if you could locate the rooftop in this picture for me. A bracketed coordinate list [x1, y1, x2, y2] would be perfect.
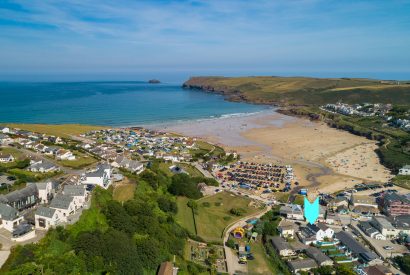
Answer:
[35, 206, 56, 218]
[49, 194, 74, 210]
[270, 236, 292, 251]
[288, 258, 317, 271]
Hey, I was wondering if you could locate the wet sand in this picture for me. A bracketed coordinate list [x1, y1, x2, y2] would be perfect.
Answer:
[149, 109, 392, 194]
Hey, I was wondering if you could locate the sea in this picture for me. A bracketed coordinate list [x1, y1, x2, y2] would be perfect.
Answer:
[0, 81, 267, 126]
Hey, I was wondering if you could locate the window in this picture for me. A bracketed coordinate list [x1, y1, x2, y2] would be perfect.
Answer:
[38, 218, 46, 228]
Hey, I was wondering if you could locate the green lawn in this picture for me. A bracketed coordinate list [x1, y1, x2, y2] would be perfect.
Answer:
[8, 168, 60, 182]
[248, 240, 276, 275]
[58, 151, 97, 169]
[178, 163, 204, 177]
[176, 197, 196, 235]
[195, 192, 263, 242]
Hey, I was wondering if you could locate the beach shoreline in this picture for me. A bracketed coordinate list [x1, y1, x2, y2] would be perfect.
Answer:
[148, 109, 393, 194]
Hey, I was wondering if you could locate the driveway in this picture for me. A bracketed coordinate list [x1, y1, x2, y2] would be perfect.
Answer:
[223, 206, 271, 274]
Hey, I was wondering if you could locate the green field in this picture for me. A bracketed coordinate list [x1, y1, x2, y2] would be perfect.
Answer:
[177, 192, 263, 242]
[183, 76, 410, 105]
[176, 196, 197, 235]
[158, 162, 204, 178]
[1, 123, 107, 138]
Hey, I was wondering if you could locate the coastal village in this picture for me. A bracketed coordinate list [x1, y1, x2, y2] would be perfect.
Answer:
[0, 120, 410, 275]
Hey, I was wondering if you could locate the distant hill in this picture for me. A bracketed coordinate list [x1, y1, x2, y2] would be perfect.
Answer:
[182, 76, 410, 105]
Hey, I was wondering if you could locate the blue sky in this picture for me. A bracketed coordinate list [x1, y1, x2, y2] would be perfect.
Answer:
[0, 0, 410, 81]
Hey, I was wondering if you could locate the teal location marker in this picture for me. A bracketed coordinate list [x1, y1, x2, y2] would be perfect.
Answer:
[304, 197, 319, 224]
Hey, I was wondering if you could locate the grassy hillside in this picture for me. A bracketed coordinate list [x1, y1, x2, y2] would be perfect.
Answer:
[0, 123, 107, 137]
[183, 76, 410, 105]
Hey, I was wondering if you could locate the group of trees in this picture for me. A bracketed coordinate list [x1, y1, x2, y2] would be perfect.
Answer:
[2, 160, 220, 274]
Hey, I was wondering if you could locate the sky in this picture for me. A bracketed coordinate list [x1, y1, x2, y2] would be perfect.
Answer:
[0, 0, 410, 81]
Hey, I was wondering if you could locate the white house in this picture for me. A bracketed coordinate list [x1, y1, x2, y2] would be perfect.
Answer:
[278, 220, 295, 238]
[299, 223, 334, 245]
[370, 216, 399, 239]
[56, 149, 76, 161]
[81, 163, 112, 189]
[271, 236, 296, 257]
[49, 194, 76, 222]
[0, 203, 24, 232]
[35, 181, 54, 204]
[35, 206, 61, 230]
[62, 185, 87, 209]
[399, 165, 410, 176]
[0, 153, 15, 163]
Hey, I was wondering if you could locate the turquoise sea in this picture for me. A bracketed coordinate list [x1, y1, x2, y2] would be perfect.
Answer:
[0, 81, 267, 126]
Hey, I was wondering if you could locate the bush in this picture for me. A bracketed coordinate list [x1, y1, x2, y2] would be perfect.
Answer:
[202, 202, 211, 207]
[229, 208, 246, 216]
[168, 174, 202, 199]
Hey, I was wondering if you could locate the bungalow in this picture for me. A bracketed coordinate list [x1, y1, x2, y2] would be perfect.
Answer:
[0, 134, 13, 145]
[327, 197, 349, 212]
[112, 155, 144, 174]
[279, 204, 304, 221]
[28, 160, 59, 173]
[335, 231, 383, 265]
[49, 194, 76, 222]
[361, 264, 394, 275]
[44, 146, 59, 156]
[305, 247, 333, 266]
[270, 236, 296, 257]
[63, 185, 87, 209]
[0, 203, 24, 232]
[35, 206, 61, 230]
[288, 259, 317, 274]
[325, 213, 341, 225]
[34, 143, 48, 153]
[0, 153, 15, 163]
[399, 165, 410, 176]
[82, 163, 112, 189]
[35, 181, 54, 204]
[358, 221, 386, 240]
[56, 149, 76, 160]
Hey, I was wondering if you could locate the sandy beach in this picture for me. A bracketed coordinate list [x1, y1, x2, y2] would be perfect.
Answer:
[150, 109, 393, 194]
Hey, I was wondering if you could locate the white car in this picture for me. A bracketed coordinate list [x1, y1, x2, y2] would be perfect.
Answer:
[383, 246, 394, 250]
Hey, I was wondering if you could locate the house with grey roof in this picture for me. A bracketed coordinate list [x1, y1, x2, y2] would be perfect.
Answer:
[63, 185, 87, 208]
[49, 194, 75, 222]
[0, 203, 24, 232]
[279, 204, 304, 221]
[35, 206, 61, 230]
[112, 155, 144, 174]
[0, 183, 38, 211]
[0, 153, 15, 163]
[270, 236, 296, 257]
[335, 231, 383, 265]
[305, 247, 333, 266]
[287, 258, 317, 273]
[28, 160, 59, 173]
[359, 221, 386, 240]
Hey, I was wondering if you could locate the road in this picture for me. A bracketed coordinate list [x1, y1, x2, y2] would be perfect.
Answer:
[10, 145, 89, 175]
[222, 206, 272, 275]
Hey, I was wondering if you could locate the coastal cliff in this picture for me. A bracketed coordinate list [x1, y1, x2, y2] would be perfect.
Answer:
[182, 76, 410, 106]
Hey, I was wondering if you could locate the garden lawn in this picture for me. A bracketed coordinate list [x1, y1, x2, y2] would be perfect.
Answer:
[0, 147, 25, 160]
[195, 191, 262, 242]
[176, 197, 196, 235]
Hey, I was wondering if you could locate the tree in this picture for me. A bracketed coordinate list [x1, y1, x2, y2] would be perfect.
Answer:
[140, 170, 159, 190]
[226, 239, 236, 249]
[157, 196, 178, 214]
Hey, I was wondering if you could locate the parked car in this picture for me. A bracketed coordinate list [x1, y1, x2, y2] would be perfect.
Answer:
[383, 246, 394, 250]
